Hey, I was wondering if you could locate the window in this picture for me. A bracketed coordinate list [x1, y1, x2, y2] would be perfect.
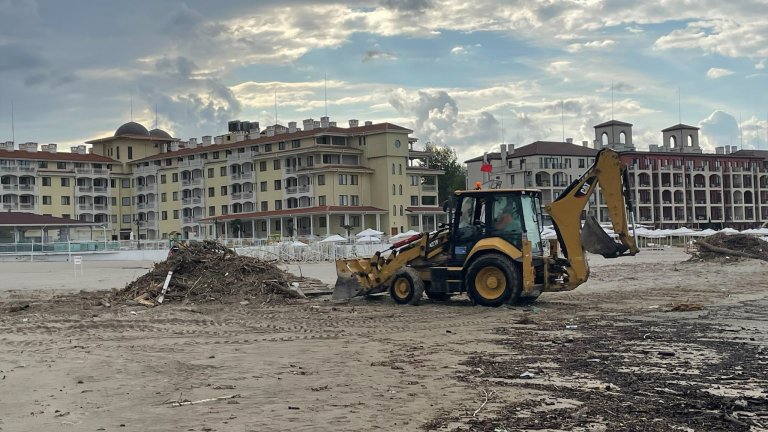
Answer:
[213, 151, 220, 159]
[128, 146, 133, 160]
[411, 176, 418, 186]
[208, 206, 215, 217]
[261, 201, 268, 211]
[257, 181, 266, 192]
[221, 186, 228, 196]
[208, 187, 215, 197]
[259, 161, 267, 171]
[351, 195, 359, 206]
[61, 196, 70, 205]
[165, 158, 172, 166]
[57, 162, 67, 169]
[393, 205, 397, 215]
[411, 196, 419, 206]
[399, 164, 402, 175]
[122, 197, 130, 206]
[264, 144, 272, 152]
[274, 200, 283, 210]
[60, 178, 70, 187]
[317, 175, 325, 185]
[392, 184, 396, 195]
[291, 139, 300, 148]
[274, 180, 281, 190]
[411, 216, 419, 226]
[111, 197, 118, 206]
[162, 211, 168, 220]
[116, 147, 120, 159]
[37, 161, 48, 168]
[318, 195, 326, 206]
[42, 177, 51, 186]
[110, 179, 116, 188]
[42, 196, 51, 205]
[161, 193, 167, 202]
[278, 142, 286, 150]
[122, 178, 130, 188]
[220, 166, 227, 177]
[399, 205, 404, 216]
[172, 173, 179, 182]
[161, 174, 167, 184]
[208, 168, 214, 178]
[338, 174, 347, 185]
[221, 205, 228, 215]
[172, 191, 178, 201]
[392, 164, 395, 174]
[173, 210, 179, 219]
[579, 158, 585, 168]
[307, 156, 314, 167]
[399, 185, 403, 195]
[122, 214, 131, 224]
[273, 159, 281, 170]
[350, 175, 358, 185]
[319, 216, 327, 228]
[339, 195, 348, 205]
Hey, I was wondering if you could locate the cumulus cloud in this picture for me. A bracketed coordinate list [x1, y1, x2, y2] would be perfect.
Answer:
[566, 39, 615, 53]
[698, 110, 739, 151]
[706, 67, 733, 79]
[450, 46, 467, 55]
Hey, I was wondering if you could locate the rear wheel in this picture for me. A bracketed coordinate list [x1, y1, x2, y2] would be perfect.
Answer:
[390, 268, 425, 305]
[466, 255, 520, 307]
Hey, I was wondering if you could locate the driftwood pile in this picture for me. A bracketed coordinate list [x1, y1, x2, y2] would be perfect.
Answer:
[117, 241, 308, 305]
[695, 233, 768, 262]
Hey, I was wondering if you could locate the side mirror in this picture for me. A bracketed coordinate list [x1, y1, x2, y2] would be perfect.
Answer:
[442, 200, 450, 213]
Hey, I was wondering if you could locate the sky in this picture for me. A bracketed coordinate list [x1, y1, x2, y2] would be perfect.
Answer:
[0, 0, 767, 164]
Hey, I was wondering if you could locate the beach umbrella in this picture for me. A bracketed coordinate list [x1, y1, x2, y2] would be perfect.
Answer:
[319, 234, 346, 243]
[357, 236, 381, 243]
[357, 228, 384, 237]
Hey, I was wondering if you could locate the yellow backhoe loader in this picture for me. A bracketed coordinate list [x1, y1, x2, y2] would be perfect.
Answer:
[333, 148, 639, 306]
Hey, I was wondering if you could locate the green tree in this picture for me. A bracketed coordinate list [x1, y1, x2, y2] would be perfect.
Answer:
[424, 143, 467, 205]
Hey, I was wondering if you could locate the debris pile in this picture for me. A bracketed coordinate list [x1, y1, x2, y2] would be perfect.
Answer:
[694, 233, 768, 262]
[117, 241, 311, 305]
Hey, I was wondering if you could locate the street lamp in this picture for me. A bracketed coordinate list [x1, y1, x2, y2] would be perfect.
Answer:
[133, 217, 143, 249]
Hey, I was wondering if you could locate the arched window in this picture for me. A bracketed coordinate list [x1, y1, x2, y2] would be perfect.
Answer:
[619, 131, 626, 144]
[399, 205, 403, 216]
[392, 164, 395, 174]
[687, 134, 694, 147]
[669, 135, 677, 147]
[399, 184, 403, 195]
[601, 132, 609, 146]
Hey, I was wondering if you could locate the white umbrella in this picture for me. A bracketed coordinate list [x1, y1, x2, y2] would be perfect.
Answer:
[691, 228, 718, 237]
[390, 230, 420, 240]
[719, 227, 740, 235]
[357, 236, 381, 243]
[319, 234, 346, 243]
[290, 240, 308, 247]
[668, 227, 696, 236]
[357, 228, 384, 237]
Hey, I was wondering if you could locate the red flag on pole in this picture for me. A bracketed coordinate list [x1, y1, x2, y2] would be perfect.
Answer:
[480, 152, 492, 173]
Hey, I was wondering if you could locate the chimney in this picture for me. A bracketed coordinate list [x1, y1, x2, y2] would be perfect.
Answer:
[47, 143, 57, 153]
[234, 131, 246, 142]
[725, 146, 731, 154]
[214, 136, 223, 145]
[170, 142, 179, 152]
[202, 136, 212, 146]
[303, 118, 314, 131]
[69, 145, 86, 154]
[320, 116, 330, 128]
[22, 142, 38, 152]
[500, 144, 507, 161]
[349, 119, 359, 128]
[582, 140, 588, 147]
[288, 121, 297, 133]
[251, 121, 260, 134]
[566, 137, 573, 144]
[189, 137, 198, 147]
[266, 126, 275, 137]
[593, 139, 600, 149]
[329, 121, 337, 127]
[716, 146, 724, 154]
[314, 120, 321, 129]
[507, 144, 515, 155]
[1, 141, 13, 151]
[364, 121, 373, 126]
[731, 145, 738, 154]
[649, 144, 659, 152]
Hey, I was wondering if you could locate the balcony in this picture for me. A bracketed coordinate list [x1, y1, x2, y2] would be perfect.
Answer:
[227, 152, 257, 163]
[132, 165, 157, 175]
[94, 186, 108, 194]
[181, 178, 203, 187]
[76, 167, 110, 176]
[136, 201, 157, 210]
[77, 186, 93, 193]
[182, 217, 200, 225]
[0, 165, 37, 174]
[230, 171, 255, 181]
[231, 191, 254, 201]
[298, 185, 310, 194]
[2, 184, 37, 192]
[182, 197, 203, 206]
[286, 186, 297, 195]
[285, 166, 297, 174]
[136, 183, 157, 192]
[421, 184, 437, 192]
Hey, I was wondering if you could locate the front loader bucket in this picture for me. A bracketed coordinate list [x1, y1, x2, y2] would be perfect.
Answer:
[581, 214, 629, 258]
[332, 259, 368, 300]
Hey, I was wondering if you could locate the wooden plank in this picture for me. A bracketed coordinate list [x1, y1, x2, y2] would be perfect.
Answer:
[157, 270, 174, 304]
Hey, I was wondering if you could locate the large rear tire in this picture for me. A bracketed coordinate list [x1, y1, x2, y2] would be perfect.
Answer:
[390, 268, 425, 305]
[466, 254, 520, 307]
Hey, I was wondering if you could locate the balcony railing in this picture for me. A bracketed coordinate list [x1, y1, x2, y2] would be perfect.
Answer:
[182, 197, 203, 206]
[2, 184, 37, 192]
[286, 186, 297, 195]
[181, 178, 203, 187]
[230, 171, 255, 181]
[298, 185, 310, 194]
[78, 186, 93, 193]
[421, 184, 437, 192]
[227, 152, 257, 162]
[231, 191, 254, 201]
[136, 184, 157, 192]
[76, 168, 110, 176]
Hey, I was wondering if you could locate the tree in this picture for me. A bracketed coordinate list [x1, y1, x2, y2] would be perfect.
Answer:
[424, 143, 467, 205]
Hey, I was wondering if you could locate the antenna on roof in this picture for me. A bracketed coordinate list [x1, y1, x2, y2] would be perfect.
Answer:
[611, 82, 614, 120]
[154, 104, 158, 129]
[130, 89, 133, 121]
[10, 100, 15, 144]
[561, 100, 565, 143]
[324, 73, 328, 117]
[739, 112, 743, 150]
[274, 87, 278, 126]
[500, 112, 504, 144]
[678, 87, 681, 125]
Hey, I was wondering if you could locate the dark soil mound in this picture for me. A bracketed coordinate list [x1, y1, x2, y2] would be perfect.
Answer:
[694, 233, 768, 262]
[116, 241, 307, 304]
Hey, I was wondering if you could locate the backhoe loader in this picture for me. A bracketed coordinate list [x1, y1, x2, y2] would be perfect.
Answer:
[333, 148, 639, 307]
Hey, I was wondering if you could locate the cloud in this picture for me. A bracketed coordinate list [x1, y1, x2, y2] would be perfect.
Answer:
[706, 67, 733, 79]
[756, 59, 766, 70]
[363, 50, 397, 62]
[450, 46, 467, 55]
[698, 110, 739, 150]
[566, 39, 615, 53]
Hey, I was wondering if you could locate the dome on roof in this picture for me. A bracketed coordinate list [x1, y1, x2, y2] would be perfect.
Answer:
[114, 122, 149, 137]
[149, 128, 172, 139]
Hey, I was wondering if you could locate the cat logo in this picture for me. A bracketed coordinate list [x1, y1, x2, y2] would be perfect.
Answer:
[575, 176, 595, 198]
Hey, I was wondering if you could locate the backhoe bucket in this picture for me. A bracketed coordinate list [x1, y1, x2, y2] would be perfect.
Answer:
[581, 214, 628, 258]
[332, 259, 368, 300]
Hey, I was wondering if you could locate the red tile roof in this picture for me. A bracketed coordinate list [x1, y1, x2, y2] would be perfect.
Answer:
[200, 205, 387, 222]
[0, 212, 99, 226]
[132, 122, 412, 163]
[465, 141, 598, 163]
[0, 149, 116, 163]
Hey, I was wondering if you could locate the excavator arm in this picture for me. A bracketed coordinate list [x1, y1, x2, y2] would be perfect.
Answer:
[545, 148, 639, 289]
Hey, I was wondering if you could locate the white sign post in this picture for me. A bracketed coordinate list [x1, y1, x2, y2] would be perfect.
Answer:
[73, 255, 83, 276]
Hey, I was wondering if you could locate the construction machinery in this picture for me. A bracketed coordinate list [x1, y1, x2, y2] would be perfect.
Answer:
[333, 148, 639, 306]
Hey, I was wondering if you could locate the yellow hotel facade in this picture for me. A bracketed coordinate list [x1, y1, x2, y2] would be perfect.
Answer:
[0, 117, 445, 241]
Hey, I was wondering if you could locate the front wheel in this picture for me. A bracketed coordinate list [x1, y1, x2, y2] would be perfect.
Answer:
[466, 254, 520, 307]
[389, 268, 425, 305]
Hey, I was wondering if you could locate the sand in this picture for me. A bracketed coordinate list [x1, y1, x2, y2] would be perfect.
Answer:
[0, 248, 766, 431]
